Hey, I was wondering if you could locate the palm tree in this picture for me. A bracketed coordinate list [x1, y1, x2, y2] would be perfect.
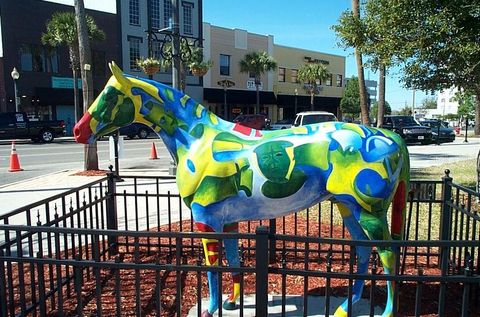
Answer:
[41, 11, 105, 124]
[297, 62, 330, 111]
[239, 51, 277, 114]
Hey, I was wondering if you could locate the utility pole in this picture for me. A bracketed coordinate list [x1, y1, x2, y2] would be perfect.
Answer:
[171, 0, 180, 90]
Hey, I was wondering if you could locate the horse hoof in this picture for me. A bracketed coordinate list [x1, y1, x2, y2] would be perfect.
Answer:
[201, 310, 213, 317]
[223, 300, 238, 310]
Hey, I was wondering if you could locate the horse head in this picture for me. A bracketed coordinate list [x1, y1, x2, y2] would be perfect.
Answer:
[74, 62, 151, 144]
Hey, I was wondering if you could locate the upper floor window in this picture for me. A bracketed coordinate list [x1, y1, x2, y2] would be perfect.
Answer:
[163, 0, 172, 28]
[151, 0, 161, 29]
[326, 74, 332, 86]
[20, 44, 58, 73]
[182, 2, 194, 35]
[128, 36, 142, 71]
[220, 54, 230, 76]
[336, 74, 343, 87]
[278, 67, 285, 82]
[129, 0, 140, 26]
[291, 69, 298, 83]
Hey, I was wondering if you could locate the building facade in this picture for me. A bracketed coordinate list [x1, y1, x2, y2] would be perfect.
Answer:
[274, 45, 345, 121]
[0, 0, 119, 134]
[118, 0, 203, 101]
[202, 23, 276, 121]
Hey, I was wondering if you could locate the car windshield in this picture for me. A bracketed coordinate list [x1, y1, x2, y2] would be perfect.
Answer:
[303, 114, 336, 125]
[392, 116, 419, 125]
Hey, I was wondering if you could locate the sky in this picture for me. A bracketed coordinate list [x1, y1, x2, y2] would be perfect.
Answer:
[46, 0, 433, 110]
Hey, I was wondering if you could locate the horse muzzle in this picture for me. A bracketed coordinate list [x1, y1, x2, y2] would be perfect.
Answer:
[74, 113, 94, 144]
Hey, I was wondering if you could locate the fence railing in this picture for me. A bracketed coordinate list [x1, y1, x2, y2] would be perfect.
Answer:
[0, 170, 478, 316]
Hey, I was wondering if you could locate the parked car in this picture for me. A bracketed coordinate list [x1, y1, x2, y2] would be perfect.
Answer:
[0, 112, 65, 143]
[381, 115, 432, 144]
[420, 119, 455, 143]
[270, 118, 294, 130]
[233, 114, 270, 129]
[293, 111, 338, 127]
[119, 123, 151, 139]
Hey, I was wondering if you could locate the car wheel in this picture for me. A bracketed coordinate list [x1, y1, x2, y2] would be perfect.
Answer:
[39, 130, 54, 143]
[137, 128, 149, 139]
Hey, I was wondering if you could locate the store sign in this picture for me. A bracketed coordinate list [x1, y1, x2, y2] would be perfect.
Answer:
[232, 108, 242, 114]
[247, 80, 262, 91]
[304, 56, 330, 65]
[52, 77, 83, 89]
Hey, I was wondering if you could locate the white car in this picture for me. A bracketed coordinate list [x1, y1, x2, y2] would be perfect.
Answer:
[293, 111, 338, 127]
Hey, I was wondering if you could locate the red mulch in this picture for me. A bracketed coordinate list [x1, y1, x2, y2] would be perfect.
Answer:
[4, 215, 477, 317]
[71, 170, 109, 176]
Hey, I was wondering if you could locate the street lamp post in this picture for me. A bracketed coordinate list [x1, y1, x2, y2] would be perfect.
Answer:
[218, 79, 235, 120]
[11, 67, 20, 112]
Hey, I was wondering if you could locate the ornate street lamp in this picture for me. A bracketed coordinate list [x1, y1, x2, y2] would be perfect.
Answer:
[218, 79, 235, 120]
[11, 67, 20, 112]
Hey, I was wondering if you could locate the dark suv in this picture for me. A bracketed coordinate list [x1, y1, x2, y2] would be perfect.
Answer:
[381, 115, 432, 144]
[233, 114, 270, 130]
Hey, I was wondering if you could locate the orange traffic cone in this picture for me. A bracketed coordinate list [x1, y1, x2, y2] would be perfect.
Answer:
[8, 141, 23, 172]
[149, 142, 158, 160]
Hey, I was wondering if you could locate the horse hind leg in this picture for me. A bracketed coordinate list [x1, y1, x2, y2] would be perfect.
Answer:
[333, 203, 373, 317]
[222, 222, 241, 310]
[359, 211, 398, 317]
[201, 237, 220, 317]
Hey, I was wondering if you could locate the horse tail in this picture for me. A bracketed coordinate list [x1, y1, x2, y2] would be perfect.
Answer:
[391, 152, 410, 241]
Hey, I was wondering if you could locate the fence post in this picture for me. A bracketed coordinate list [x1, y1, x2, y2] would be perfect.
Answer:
[106, 167, 118, 255]
[268, 218, 277, 263]
[255, 226, 269, 317]
[439, 169, 453, 270]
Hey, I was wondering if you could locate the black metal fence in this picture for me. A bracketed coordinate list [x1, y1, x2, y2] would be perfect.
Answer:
[0, 171, 479, 316]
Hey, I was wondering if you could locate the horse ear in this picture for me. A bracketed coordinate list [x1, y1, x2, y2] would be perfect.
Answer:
[109, 61, 131, 87]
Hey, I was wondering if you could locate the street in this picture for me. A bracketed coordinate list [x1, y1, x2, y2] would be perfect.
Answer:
[0, 137, 172, 186]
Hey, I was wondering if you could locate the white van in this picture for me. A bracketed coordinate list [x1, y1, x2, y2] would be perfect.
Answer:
[293, 111, 338, 127]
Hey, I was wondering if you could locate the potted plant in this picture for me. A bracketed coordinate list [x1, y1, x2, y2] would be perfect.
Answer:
[189, 60, 213, 77]
[188, 47, 213, 77]
[136, 57, 161, 76]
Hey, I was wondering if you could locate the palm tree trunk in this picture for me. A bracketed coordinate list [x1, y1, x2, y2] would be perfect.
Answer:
[75, 0, 98, 170]
[310, 92, 314, 111]
[377, 63, 386, 127]
[475, 88, 480, 135]
[255, 76, 261, 114]
[352, 0, 370, 125]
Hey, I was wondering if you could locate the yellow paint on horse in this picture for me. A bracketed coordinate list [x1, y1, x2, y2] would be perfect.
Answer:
[326, 150, 387, 212]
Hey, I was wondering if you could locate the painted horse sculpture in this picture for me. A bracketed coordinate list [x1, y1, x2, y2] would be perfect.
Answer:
[74, 62, 410, 317]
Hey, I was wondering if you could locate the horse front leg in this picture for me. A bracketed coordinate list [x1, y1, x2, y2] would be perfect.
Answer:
[222, 222, 240, 310]
[201, 237, 221, 317]
[334, 203, 372, 317]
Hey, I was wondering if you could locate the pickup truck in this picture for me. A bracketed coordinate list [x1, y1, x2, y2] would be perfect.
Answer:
[0, 112, 65, 142]
[381, 115, 432, 144]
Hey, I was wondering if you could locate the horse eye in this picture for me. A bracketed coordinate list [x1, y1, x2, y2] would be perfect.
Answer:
[275, 152, 283, 157]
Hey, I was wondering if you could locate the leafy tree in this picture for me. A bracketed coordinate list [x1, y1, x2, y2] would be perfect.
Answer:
[42, 11, 105, 123]
[420, 97, 437, 110]
[340, 77, 361, 119]
[297, 62, 330, 111]
[370, 100, 392, 119]
[332, 0, 370, 125]
[453, 91, 476, 123]
[239, 51, 277, 114]
[364, 0, 480, 134]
